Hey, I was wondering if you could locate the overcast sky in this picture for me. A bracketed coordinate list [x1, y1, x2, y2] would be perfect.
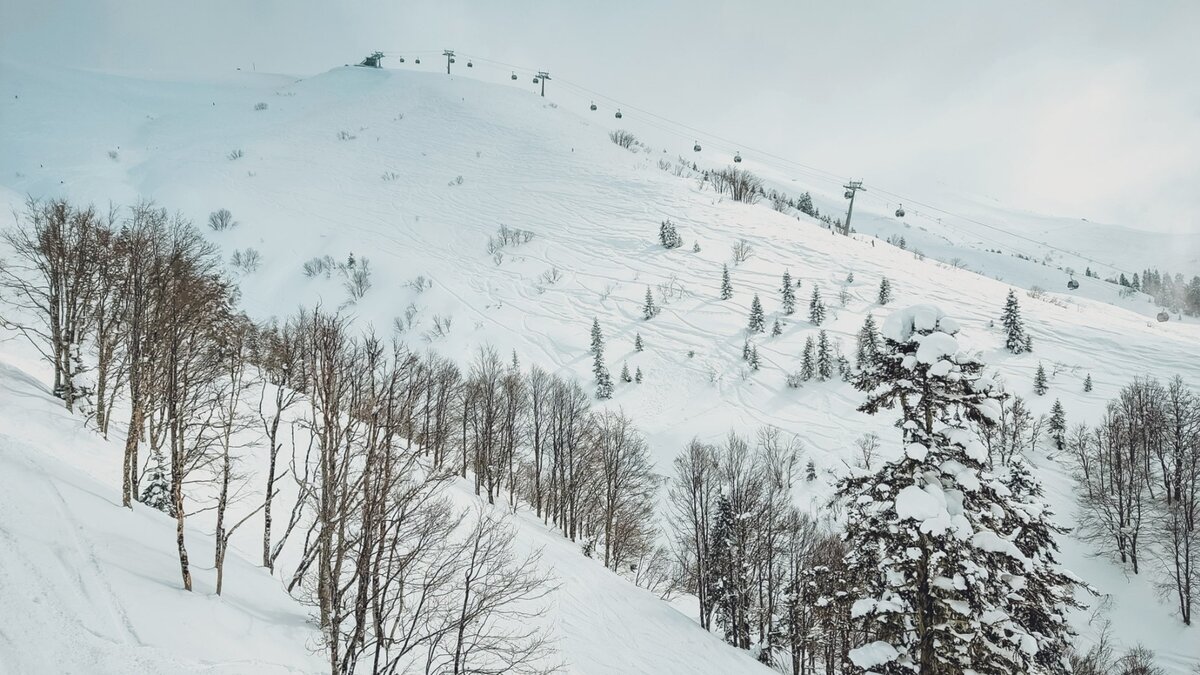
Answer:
[4, 0, 1198, 233]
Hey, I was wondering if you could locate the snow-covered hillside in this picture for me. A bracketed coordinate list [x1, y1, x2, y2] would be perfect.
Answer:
[2, 59, 1199, 672]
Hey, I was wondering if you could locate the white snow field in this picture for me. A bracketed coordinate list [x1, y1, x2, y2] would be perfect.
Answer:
[2, 59, 1199, 672]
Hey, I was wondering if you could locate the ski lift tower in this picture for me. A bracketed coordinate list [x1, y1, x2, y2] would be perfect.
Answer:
[537, 71, 551, 97]
[842, 180, 865, 235]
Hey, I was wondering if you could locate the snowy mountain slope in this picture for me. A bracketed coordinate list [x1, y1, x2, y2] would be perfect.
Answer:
[0, 347, 772, 675]
[2, 60, 1200, 671]
[0, 359, 325, 675]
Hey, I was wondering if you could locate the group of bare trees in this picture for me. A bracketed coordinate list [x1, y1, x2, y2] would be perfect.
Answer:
[1, 198, 244, 592]
[448, 352, 663, 577]
[665, 428, 853, 673]
[1, 199, 587, 674]
[1069, 376, 1200, 625]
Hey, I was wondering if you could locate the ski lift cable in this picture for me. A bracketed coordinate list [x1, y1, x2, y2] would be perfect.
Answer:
[377, 49, 1135, 278]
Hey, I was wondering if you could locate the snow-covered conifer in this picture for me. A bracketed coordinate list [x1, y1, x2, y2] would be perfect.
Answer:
[999, 459, 1088, 673]
[620, 362, 632, 383]
[809, 286, 825, 326]
[635, 366, 643, 383]
[816, 330, 833, 381]
[800, 336, 815, 381]
[855, 313, 881, 370]
[596, 366, 613, 399]
[590, 318, 604, 356]
[1083, 373, 1093, 392]
[643, 287, 658, 320]
[1002, 289, 1033, 353]
[748, 294, 765, 333]
[140, 450, 174, 516]
[1034, 362, 1048, 395]
[1049, 399, 1066, 450]
[721, 264, 733, 300]
[781, 270, 796, 315]
[838, 305, 1040, 674]
[877, 277, 892, 305]
[771, 318, 783, 337]
[634, 332, 644, 352]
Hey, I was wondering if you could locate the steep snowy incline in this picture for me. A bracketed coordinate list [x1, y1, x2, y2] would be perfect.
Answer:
[2, 60, 1200, 671]
[0, 359, 325, 675]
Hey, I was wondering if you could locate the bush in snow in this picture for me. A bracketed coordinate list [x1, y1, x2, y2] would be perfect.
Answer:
[208, 208, 238, 231]
[254, 102, 269, 111]
[303, 254, 335, 278]
[731, 239, 753, 264]
[227, 149, 244, 160]
[609, 129, 637, 149]
[230, 247, 261, 273]
[708, 166, 763, 204]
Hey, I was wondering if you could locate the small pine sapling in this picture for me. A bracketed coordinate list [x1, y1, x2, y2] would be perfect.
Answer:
[1033, 362, 1048, 395]
[877, 277, 892, 305]
[748, 294, 766, 333]
[809, 286, 826, 325]
[642, 286, 658, 320]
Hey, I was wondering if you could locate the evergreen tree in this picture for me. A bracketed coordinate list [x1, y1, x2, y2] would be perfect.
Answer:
[800, 336, 815, 381]
[659, 219, 682, 249]
[1002, 289, 1033, 353]
[846, 271, 855, 284]
[634, 332, 644, 352]
[809, 286, 825, 326]
[781, 270, 796, 315]
[748, 294, 765, 333]
[1048, 399, 1066, 450]
[692, 241, 701, 253]
[595, 365, 613, 399]
[643, 286, 658, 320]
[999, 460, 1088, 674]
[877, 277, 892, 305]
[510, 349, 520, 372]
[140, 450, 174, 516]
[1034, 362, 1048, 395]
[590, 318, 604, 356]
[839, 305, 1042, 674]
[855, 313, 881, 370]
[707, 493, 751, 648]
[816, 330, 833, 381]
[635, 366, 643, 383]
[771, 318, 783, 337]
[720, 264, 733, 300]
[742, 339, 751, 361]
[620, 362, 632, 383]
[1083, 373, 1093, 392]
[749, 346, 760, 371]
